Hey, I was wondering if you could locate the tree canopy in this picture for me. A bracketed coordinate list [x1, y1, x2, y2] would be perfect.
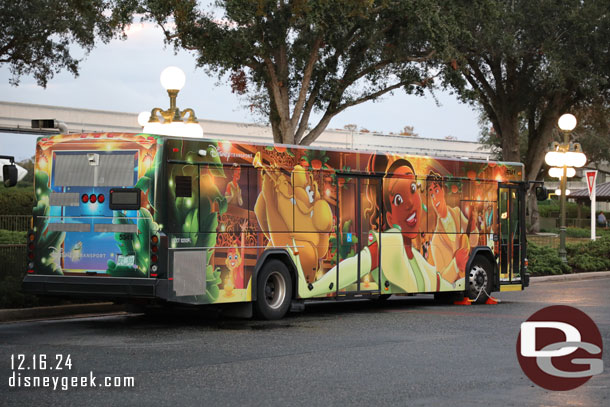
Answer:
[143, 0, 450, 145]
[0, 0, 137, 87]
[441, 0, 610, 183]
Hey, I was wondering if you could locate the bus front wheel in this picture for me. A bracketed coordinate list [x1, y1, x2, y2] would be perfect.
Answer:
[254, 260, 292, 320]
[466, 256, 493, 304]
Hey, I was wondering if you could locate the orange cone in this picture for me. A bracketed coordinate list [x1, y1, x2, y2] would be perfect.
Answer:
[454, 297, 473, 305]
[485, 296, 499, 305]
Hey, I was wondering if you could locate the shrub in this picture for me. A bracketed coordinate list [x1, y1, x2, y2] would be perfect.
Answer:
[566, 236, 610, 273]
[0, 185, 35, 215]
[0, 230, 26, 244]
[538, 200, 581, 218]
[527, 242, 572, 276]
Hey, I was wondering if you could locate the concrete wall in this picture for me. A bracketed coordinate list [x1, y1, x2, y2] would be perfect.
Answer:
[1, 100, 492, 160]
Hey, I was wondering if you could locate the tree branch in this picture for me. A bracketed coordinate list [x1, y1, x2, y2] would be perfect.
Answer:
[291, 35, 323, 130]
[300, 80, 407, 145]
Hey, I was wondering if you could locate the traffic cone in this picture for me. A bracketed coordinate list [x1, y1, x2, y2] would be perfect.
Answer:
[454, 297, 473, 305]
[485, 296, 499, 305]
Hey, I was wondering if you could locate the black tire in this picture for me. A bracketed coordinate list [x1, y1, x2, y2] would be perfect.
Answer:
[254, 259, 293, 320]
[466, 256, 493, 304]
[375, 294, 391, 301]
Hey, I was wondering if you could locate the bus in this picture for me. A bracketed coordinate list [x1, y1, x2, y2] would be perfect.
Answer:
[23, 133, 530, 319]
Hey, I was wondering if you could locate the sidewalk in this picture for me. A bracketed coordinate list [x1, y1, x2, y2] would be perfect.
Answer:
[1, 272, 609, 322]
[0, 302, 125, 323]
[531, 270, 610, 283]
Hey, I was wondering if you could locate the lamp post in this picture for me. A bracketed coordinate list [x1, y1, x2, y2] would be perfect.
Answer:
[544, 113, 586, 263]
[139, 66, 203, 138]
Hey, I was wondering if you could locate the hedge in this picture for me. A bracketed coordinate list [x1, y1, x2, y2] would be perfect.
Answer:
[0, 185, 35, 215]
[527, 242, 572, 276]
[566, 236, 610, 273]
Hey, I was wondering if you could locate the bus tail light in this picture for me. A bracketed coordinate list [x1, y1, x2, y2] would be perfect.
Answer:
[27, 231, 35, 273]
[150, 234, 160, 277]
[82, 194, 89, 203]
[98, 194, 105, 203]
[89, 194, 97, 203]
[524, 258, 528, 269]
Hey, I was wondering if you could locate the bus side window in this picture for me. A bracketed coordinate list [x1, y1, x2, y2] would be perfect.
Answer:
[175, 176, 192, 197]
[167, 164, 199, 234]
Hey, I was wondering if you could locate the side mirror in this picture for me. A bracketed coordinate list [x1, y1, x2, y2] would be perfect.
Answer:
[3, 163, 18, 187]
[535, 186, 548, 201]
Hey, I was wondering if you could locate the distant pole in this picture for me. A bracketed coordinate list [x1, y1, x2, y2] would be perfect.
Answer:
[591, 184, 596, 240]
[585, 170, 598, 240]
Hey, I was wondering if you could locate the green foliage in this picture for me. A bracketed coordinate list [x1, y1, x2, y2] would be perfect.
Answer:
[166, 140, 227, 302]
[106, 208, 159, 277]
[328, 220, 358, 265]
[527, 242, 571, 276]
[441, 0, 610, 187]
[17, 156, 35, 184]
[0, 245, 83, 309]
[537, 201, 581, 219]
[0, 185, 35, 215]
[0, 230, 26, 244]
[32, 171, 64, 275]
[143, 0, 449, 145]
[206, 266, 222, 303]
[574, 101, 610, 166]
[566, 236, 610, 273]
[0, 0, 138, 87]
[0, 245, 37, 308]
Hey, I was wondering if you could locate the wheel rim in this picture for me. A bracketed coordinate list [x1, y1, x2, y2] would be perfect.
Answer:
[468, 264, 488, 294]
[264, 271, 286, 310]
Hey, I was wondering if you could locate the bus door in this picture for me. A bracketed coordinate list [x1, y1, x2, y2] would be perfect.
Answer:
[498, 183, 525, 285]
[335, 175, 382, 295]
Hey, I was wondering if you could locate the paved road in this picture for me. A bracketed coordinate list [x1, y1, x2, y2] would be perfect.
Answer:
[1, 278, 609, 406]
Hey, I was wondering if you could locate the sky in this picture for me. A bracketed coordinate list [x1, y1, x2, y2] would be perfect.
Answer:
[0, 22, 482, 161]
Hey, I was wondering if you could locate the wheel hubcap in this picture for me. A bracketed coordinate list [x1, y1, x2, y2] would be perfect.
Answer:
[264, 271, 286, 310]
[469, 265, 488, 293]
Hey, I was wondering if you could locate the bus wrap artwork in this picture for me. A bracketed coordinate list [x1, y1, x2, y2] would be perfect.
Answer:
[25, 133, 527, 315]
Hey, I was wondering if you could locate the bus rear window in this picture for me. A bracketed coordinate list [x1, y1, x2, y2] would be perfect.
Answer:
[52, 151, 137, 187]
[109, 188, 141, 210]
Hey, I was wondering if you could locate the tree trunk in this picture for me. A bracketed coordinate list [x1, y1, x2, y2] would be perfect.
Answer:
[523, 102, 564, 233]
[527, 184, 541, 233]
[498, 115, 521, 162]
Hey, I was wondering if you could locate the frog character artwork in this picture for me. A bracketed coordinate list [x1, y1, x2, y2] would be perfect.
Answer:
[253, 152, 333, 283]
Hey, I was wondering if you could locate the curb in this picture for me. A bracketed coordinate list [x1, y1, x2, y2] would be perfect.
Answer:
[0, 303, 125, 323]
[531, 270, 610, 283]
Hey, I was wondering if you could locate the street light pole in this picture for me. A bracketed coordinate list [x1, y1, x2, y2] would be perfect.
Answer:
[559, 128, 569, 263]
[548, 113, 585, 265]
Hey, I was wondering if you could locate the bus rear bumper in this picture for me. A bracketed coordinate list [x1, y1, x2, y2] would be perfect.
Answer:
[22, 275, 169, 300]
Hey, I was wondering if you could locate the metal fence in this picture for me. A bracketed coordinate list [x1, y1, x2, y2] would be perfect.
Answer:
[0, 244, 27, 276]
[527, 235, 593, 248]
[0, 215, 32, 231]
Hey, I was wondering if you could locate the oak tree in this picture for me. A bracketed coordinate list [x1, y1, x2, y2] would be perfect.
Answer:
[440, 0, 609, 231]
[0, 0, 137, 87]
[143, 0, 448, 145]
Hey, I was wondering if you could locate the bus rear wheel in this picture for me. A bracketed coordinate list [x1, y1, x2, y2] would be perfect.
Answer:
[466, 256, 493, 304]
[254, 259, 292, 320]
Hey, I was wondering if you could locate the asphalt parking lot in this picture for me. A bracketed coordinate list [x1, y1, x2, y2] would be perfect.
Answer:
[1, 278, 609, 406]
